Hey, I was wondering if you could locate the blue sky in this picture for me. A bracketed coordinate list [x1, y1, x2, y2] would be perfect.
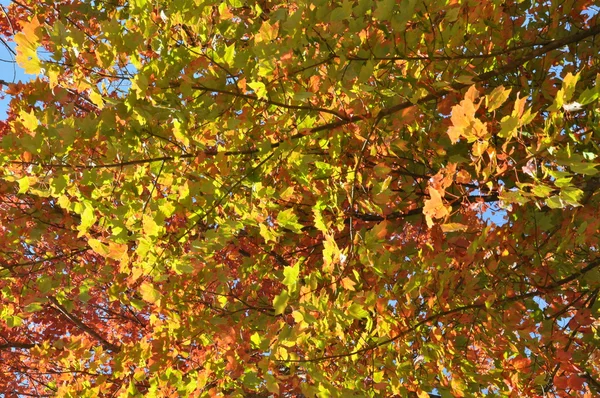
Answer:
[0, 0, 508, 229]
[0, 0, 30, 119]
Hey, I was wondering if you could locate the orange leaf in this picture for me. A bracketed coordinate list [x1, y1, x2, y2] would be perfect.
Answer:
[447, 88, 487, 142]
[456, 169, 472, 184]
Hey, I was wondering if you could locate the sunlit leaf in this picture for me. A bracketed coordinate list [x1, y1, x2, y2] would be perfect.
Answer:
[273, 290, 289, 315]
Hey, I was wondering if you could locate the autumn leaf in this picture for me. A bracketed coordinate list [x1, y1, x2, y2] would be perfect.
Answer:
[486, 85, 512, 112]
[14, 18, 42, 75]
[19, 109, 38, 134]
[277, 208, 304, 233]
[440, 223, 468, 232]
[272, 290, 289, 315]
[140, 282, 161, 304]
[0, 1, 598, 396]
[447, 87, 488, 142]
[423, 187, 450, 227]
[282, 260, 300, 289]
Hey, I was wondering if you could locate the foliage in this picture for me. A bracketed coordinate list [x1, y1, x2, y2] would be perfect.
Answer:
[0, 0, 600, 396]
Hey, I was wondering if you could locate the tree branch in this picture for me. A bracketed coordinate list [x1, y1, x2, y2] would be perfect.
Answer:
[276, 257, 600, 363]
[48, 297, 121, 353]
[8, 24, 600, 173]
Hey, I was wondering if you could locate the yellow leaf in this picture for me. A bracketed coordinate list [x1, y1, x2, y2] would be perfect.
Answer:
[256, 21, 278, 42]
[464, 85, 480, 102]
[341, 277, 356, 291]
[248, 81, 267, 99]
[89, 90, 104, 110]
[173, 119, 190, 146]
[440, 223, 468, 232]
[140, 282, 161, 304]
[322, 233, 340, 272]
[19, 109, 38, 134]
[486, 85, 512, 112]
[142, 215, 160, 237]
[562, 72, 580, 102]
[512, 93, 528, 119]
[90, 238, 127, 261]
[18, 176, 33, 194]
[423, 188, 449, 227]
[450, 378, 466, 397]
[108, 242, 128, 261]
[48, 68, 59, 89]
[88, 238, 110, 257]
[14, 18, 42, 75]
[372, 220, 388, 239]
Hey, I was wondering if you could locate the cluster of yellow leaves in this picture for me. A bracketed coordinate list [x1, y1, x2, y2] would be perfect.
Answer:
[423, 165, 457, 228]
[14, 18, 42, 75]
[447, 86, 488, 143]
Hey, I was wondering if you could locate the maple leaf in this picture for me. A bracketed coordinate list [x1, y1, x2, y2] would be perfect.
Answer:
[1, 1, 599, 397]
[447, 86, 488, 142]
[423, 187, 450, 227]
[14, 18, 42, 75]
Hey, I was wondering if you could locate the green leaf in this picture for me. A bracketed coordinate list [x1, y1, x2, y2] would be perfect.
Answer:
[282, 260, 300, 289]
[330, 4, 352, 21]
[273, 290, 289, 315]
[265, 373, 280, 395]
[80, 203, 96, 232]
[277, 208, 304, 233]
[554, 177, 573, 188]
[242, 371, 261, 388]
[171, 260, 194, 274]
[577, 86, 599, 105]
[37, 275, 53, 294]
[313, 206, 329, 233]
[132, 0, 148, 9]
[130, 299, 146, 311]
[223, 43, 235, 66]
[6, 315, 23, 328]
[24, 303, 44, 313]
[374, 0, 394, 20]
[50, 174, 69, 195]
[545, 195, 564, 209]
[348, 303, 369, 319]
[531, 185, 554, 198]
[560, 187, 583, 205]
[292, 92, 314, 101]
[259, 223, 281, 242]
[569, 162, 598, 176]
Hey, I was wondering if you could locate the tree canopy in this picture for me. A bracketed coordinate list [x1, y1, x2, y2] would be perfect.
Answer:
[0, 0, 600, 396]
